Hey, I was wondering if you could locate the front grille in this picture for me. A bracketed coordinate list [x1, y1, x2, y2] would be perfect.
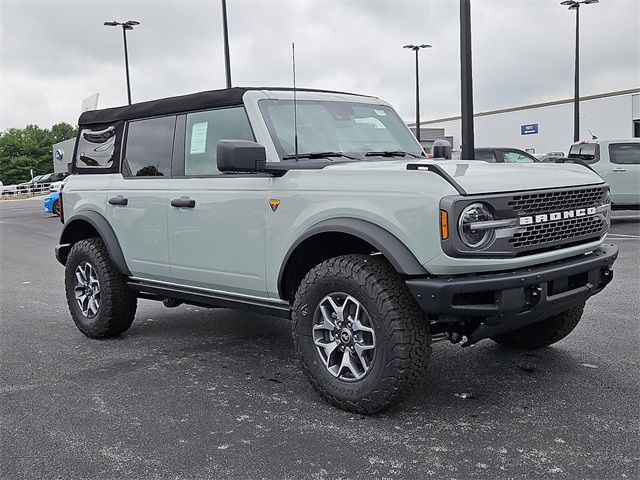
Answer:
[508, 187, 606, 216]
[509, 215, 604, 249]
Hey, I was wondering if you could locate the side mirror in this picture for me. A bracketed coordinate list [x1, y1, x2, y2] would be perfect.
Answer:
[217, 140, 266, 173]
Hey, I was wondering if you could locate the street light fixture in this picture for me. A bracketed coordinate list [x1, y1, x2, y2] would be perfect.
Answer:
[560, 0, 599, 142]
[403, 44, 432, 144]
[104, 20, 141, 105]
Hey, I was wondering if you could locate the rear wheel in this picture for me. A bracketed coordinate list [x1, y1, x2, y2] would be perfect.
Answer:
[53, 199, 60, 216]
[65, 238, 137, 338]
[292, 254, 431, 414]
[491, 304, 584, 350]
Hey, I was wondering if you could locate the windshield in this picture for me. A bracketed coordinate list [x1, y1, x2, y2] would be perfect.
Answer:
[259, 99, 424, 159]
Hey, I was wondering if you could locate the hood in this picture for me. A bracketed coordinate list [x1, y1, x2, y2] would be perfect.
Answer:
[323, 159, 604, 195]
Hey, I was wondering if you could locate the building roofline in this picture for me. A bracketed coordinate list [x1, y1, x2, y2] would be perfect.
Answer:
[411, 87, 640, 126]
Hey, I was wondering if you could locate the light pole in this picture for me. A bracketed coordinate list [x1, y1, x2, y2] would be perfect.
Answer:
[560, 0, 598, 142]
[403, 44, 431, 144]
[104, 20, 140, 105]
[459, 0, 475, 160]
[221, 0, 232, 88]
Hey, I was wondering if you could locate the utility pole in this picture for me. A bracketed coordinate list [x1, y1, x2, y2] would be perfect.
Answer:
[104, 20, 140, 105]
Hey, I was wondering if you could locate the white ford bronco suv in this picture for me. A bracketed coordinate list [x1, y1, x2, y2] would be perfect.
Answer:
[56, 87, 618, 413]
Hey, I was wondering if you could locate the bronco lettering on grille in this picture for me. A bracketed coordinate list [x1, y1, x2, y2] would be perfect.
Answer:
[519, 207, 597, 226]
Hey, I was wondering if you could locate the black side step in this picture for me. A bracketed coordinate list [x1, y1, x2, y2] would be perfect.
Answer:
[127, 281, 292, 320]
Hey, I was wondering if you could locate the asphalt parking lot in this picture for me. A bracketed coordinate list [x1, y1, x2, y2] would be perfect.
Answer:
[1, 197, 638, 480]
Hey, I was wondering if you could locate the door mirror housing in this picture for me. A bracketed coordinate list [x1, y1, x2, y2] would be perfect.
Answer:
[217, 140, 267, 173]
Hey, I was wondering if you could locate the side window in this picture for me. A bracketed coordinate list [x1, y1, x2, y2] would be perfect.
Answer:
[124, 116, 176, 177]
[75, 126, 117, 168]
[609, 143, 640, 165]
[184, 107, 254, 176]
[568, 143, 599, 164]
[503, 151, 535, 163]
[474, 150, 497, 163]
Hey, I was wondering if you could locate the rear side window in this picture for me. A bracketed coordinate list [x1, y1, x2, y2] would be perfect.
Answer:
[184, 107, 254, 175]
[474, 150, 497, 162]
[609, 143, 640, 165]
[75, 126, 117, 168]
[502, 151, 536, 163]
[123, 116, 176, 177]
[568, 143, 599, 164]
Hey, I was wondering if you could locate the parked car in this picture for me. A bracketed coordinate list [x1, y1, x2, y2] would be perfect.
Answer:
[56, 87, 617, 414]
[568, 139, 640, 208]
[470, 148, 539, 163]
[49, 174, 71, 192]
[43, 191, 61, 216]
[1, 183, 18, 195]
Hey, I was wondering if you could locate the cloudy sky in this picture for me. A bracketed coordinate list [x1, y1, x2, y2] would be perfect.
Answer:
[1, 0, 638, 131]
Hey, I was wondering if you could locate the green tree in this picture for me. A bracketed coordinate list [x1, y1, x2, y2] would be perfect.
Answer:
[0, 122, 76, 185]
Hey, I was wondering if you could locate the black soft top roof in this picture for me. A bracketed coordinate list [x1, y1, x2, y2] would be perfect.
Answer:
[78, 86, 366, 126]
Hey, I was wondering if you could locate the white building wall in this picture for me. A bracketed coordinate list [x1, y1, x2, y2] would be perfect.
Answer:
[424, 92, 636, 155]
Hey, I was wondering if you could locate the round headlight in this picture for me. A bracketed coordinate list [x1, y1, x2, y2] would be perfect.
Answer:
[458, 202, 495, 249]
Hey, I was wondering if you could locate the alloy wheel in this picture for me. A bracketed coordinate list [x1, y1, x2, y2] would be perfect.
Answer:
[74, 261, 100, 318]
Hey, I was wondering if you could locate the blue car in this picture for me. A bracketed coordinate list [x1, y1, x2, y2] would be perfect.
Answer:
[43, 192, 61, 216]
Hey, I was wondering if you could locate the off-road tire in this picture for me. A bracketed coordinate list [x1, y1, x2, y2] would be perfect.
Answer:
[53, 199, 60, 216]
[292, 254, 431, 414]
[65, 237, 137, 338]
[491, 304, 585, 350]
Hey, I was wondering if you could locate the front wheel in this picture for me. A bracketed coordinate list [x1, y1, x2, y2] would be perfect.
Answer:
[52, 199, 61, 216]
[65, 237, 137, 338]
[292, 254, 432, 414]
[491, 304, 585, 350]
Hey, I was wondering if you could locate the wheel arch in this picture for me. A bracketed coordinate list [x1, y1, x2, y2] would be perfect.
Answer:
[56, 211, 131, 276]
[277, 218, 428, 302]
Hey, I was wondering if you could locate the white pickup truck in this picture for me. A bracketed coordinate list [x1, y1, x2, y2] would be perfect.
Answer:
[568, 139, 640, 208]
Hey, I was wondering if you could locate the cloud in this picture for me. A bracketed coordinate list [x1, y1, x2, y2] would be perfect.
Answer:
[1, 0, 638, 130]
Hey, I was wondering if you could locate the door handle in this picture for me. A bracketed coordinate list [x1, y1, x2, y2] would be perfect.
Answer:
[171, 197, 196, 208]
[612, 168, 626, 172]
[108, 195, 128, 206]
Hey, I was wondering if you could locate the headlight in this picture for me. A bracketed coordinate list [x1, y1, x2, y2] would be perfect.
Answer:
[458, 202, 495, 249]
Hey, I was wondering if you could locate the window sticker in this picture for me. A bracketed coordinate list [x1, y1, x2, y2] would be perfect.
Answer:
[190, 122, 208, 154]
[374, 109, 387, 116]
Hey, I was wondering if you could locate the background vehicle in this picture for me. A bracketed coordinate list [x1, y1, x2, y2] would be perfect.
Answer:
[466, 147, 539, 163]
[49, 175, 70, 192]
[43, 191, 61, 216]
[55, 87, 617, 414]
[568, 139, 640, 208]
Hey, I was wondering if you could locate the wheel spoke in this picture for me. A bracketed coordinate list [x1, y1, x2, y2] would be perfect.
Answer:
[75, 269, 86, 286]
[314, 305, 336, 332]
[325, 296, 345, 323]
[338, 350, 361, 379]
[313, 337, 339, 364]
[351, 318, 374, 335]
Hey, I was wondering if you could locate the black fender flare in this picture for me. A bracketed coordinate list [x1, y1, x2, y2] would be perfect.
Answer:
[277, 217, 428, 297]
[56, 211, 131, 276]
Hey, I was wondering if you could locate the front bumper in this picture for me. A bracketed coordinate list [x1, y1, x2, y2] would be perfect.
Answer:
[406, 244, 618, 344]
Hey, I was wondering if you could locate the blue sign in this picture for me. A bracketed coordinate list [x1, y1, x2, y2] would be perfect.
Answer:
[521, 123, 539, 135]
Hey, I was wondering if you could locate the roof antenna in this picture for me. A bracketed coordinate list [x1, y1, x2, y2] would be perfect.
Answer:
[588, 128, 598, 140]
[292, 42, 299, 162]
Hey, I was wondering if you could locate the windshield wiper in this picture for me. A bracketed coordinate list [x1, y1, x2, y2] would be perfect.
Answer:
[364, 150, 422, 158]
[282, 151, 358, 160]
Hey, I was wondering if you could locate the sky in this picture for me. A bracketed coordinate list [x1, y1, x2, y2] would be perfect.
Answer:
[0, 0, 638, 131]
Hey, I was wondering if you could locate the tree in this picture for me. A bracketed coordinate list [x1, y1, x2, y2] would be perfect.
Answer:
[0, 122, 77, 185]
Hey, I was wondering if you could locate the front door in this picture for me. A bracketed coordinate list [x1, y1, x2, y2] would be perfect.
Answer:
[604, 142, 640, 205]
[107, 116, 176, 280]
[167, 106, 270, 297]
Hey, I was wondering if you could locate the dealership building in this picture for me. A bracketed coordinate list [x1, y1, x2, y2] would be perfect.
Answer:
[412, 87, 640, 156]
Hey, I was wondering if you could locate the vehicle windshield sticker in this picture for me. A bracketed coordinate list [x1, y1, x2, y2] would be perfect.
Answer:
[374, 109, 386, 116]
[190, 122, 208, 154]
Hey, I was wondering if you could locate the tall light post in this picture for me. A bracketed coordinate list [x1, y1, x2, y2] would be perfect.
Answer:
[104, 20, 140, 105]
[560, 0, 599, 142]
[221, 0, 232, 88]
[403, 44, 431, 144]
[459, 0, 475, 160]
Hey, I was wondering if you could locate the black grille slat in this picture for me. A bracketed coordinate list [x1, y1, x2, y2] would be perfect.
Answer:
[508, 187, 606, 216]
[509, 216, 604, 249]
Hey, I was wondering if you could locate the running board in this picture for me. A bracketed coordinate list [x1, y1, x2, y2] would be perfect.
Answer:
[127, 281, 292, 319]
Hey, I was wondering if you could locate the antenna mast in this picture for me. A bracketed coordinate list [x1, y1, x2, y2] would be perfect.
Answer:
[292, 42, 299, 162]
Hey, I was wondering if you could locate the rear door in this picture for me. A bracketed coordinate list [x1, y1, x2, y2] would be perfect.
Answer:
[107, 116, 176, 280]
[167, 106, 270, 298]
[605, 142, 640, 205]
